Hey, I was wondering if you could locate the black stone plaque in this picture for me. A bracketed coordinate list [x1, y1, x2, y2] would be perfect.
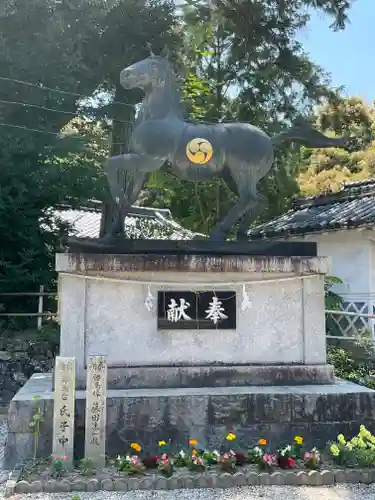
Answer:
[157, 291, 236, 330]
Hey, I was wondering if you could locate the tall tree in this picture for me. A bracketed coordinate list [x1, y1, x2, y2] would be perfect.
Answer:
[0, 0, 177, 300]
[140, 0, 355, 233]
[299, 98, 375, 195]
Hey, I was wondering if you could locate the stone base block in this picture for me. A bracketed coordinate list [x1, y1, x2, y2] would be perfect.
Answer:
[6, 373, 375, 469]
[74, 364, 335, 390]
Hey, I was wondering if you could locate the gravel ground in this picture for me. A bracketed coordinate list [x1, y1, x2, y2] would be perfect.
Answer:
[0, 484, 375, 500]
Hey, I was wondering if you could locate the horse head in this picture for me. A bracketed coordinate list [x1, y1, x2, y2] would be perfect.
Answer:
[120, 46, 172, 91]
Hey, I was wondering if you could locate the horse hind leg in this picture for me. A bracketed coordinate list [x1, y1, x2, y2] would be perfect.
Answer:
[237, 193, 268, 240]
[210, 170, 259, 240]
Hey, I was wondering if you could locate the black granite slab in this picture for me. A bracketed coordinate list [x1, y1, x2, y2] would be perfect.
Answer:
[157, 291, 236, 330]
[66, 237, 317, 257]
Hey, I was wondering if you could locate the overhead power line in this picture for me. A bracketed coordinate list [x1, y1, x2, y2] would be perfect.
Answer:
[0, 75, 134, 109]
[0, 98, 133, 126]
[0, 122, 125, 147]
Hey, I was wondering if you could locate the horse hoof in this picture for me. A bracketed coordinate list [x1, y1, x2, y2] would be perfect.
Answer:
[236, 232, 248, 241]
[209, 231, 223, 241]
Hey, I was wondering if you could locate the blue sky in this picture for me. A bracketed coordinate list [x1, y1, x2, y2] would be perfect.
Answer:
[299, 0, 374, 104]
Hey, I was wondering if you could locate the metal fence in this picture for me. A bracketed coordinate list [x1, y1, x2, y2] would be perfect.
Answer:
[0, 286, 58, 329]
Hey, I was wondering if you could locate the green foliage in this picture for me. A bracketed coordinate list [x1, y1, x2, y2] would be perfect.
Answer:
[51, 456, 68, 479]
[0, 0, 178, 300]
[79, 457, 95, 477]
[0, 0, 362, 288]
[324, 275, 344, 338]
[327, 336, 375, 389]
[329, 426, 375, 468]
[142, 0, 356, 234]
[324, 276, 344, 311]
[29, 395, 43, 460]
[299, 98, 375, 196]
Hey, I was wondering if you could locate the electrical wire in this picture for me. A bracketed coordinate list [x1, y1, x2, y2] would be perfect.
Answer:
[0, 98, 133, 125]
[0, 75, 134, 108]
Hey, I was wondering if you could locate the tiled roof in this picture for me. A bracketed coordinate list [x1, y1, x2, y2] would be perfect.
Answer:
[248, 178, 375, 239]
[53, 201, 200, 240]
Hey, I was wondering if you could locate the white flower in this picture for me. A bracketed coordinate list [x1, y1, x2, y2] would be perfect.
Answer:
[179, 450, 186, 458]
[213, 450, 220, 457]
[280, 445, 291, 456]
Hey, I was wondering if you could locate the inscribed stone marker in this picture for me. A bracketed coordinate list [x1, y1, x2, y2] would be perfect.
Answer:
[52, 356, 76, 467]
[84, 355, 107, 467]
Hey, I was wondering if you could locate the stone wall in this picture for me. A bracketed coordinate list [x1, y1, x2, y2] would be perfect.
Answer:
[0, 328, 58, 407]
[5, 373, 375, 469]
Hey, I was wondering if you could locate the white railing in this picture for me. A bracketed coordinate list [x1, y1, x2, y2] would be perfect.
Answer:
[326, 309, 374, 341]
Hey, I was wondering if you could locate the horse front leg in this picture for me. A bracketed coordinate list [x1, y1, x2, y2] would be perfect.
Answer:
[105, 153, 164, 204]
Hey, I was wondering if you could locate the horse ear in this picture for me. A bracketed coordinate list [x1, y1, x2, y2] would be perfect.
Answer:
[160, 45, 170, 59]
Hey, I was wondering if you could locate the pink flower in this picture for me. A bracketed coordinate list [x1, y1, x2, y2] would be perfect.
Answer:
[130, 455, 140, 465]
[263, 453, 277, 466]
[304, 452, 313, 460]
[61, 456, 68, 461]
[192, 455, 204, 465]
[53, 456, 59, 460]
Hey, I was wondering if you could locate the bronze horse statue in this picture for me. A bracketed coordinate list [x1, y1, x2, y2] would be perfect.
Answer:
[105, 48, 347, 240]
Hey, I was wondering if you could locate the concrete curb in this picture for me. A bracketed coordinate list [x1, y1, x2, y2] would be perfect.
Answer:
[5, 468, 375, 497]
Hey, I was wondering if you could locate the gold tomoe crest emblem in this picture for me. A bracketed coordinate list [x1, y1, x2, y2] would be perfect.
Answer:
[186, 138, 213, 164]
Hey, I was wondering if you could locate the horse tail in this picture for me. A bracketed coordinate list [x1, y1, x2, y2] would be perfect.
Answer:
[271, 122, 348, 148]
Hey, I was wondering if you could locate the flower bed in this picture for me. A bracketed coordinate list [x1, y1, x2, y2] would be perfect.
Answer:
[5, 427, 375, 497]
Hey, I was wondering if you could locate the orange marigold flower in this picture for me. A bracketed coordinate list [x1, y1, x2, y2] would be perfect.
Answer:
[130, 442, 142, 452]
[192, 449, 198, 455]
[258, 439, 267, 446]
[189, 439, 198, 445]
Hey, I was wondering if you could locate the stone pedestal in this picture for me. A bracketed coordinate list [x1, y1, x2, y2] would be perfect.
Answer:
[5, 373, 375, 469]
[9, 243, 374, 470]
[56, 252, 332, 388]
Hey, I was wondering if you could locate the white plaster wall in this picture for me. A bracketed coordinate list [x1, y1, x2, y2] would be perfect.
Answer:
[298, 231, 371, 301]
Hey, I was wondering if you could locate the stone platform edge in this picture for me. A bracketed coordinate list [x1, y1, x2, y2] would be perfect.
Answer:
[6, 466, 375, 496]
[56, 252, 330, 275]
[76, 364, 335, 390]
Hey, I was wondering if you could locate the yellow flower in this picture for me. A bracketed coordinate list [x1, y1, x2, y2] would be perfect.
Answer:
[130, 442, 142, 452]
[294, 436, 303, 446]
[192, 449, 198, 455]
[359, 426, 372, 440]
[226, 433, 236, 441]
[346, 443, 353, 451]
[258, 439, 267, 446]
[158, 440, 167, 447]
[337, 434, 346, 445]
[351, 437, 359, 447]
[189, 439, 198, 446]
[357, 438, 366, 449]
[330, 444, 340, 457]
